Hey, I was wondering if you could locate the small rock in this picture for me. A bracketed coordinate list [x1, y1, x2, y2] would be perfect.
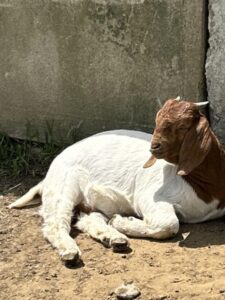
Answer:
[45, 277, 51, 281]
[157, 296, 169, 300]
[0, 229, 9, 234]
[108, 289, 114, 296]
[125, 280, 133, 285]
[12, 213, 20, 217]
[172, 278, 181, 283]
[114, 282, 140, 300]
[219, 288, 225, 294]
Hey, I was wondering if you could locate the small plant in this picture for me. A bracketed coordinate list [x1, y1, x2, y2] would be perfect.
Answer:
[0, 133, 63, 177]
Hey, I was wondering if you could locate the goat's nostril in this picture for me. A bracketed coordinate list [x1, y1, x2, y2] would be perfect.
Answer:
[151, 143, 161, 150]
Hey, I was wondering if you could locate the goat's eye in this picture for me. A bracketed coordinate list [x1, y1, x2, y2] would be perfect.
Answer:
[178, 126, 188, 131]
[164, 122, 172, 129]
[163, 125, 172, 133]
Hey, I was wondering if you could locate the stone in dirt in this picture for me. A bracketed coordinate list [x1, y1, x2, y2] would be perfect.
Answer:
[114, 282, 140, 299]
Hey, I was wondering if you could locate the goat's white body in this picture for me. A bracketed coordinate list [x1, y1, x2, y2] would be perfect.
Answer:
[10, 130, 225, 260]
[42, 130, 224, 222]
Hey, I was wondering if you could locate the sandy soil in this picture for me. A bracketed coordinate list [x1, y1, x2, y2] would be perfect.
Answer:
[1, 176, 225, 300]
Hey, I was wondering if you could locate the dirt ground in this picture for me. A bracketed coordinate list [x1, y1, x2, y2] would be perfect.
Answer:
[1, 177, 225, 300]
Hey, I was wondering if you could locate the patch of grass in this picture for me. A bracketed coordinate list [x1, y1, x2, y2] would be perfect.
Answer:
[0, 133, 63, 178]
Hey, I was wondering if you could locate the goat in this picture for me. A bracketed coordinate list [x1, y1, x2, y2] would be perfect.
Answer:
[9, 99, 225, 263]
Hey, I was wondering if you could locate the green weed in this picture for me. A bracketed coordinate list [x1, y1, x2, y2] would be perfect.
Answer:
[0, 133, 63, 178]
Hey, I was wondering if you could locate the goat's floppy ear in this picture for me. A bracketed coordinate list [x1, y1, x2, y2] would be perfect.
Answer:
[143, 154, 157, 168]
[177, 116, 212, 176]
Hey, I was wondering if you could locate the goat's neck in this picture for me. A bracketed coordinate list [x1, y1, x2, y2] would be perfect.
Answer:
[183, 132, 225, 207]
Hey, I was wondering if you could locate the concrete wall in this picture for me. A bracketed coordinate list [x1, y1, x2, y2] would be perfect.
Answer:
[0, 0, 206, 144]
[206, 0, 225, 145]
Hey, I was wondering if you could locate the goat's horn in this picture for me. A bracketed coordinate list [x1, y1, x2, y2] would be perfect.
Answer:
[175, 96, 181, 101]
[194, 101, 209, 108]
[156, 97, 163, 108]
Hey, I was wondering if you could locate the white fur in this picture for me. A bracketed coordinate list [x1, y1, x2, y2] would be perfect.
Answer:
[9, 130, 225, 261]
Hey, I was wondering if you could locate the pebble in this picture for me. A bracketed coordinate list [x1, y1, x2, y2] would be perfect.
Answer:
[12, 213, 20, 217]
[45, 277, 51, 281]
[114, 282, 140, 300]
[0, 229, 10, 234]
[157, 296, 169, 300]
[108, 289, 114, 296]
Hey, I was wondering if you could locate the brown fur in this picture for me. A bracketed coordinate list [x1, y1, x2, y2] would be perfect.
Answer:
[144, 99, 225, 208]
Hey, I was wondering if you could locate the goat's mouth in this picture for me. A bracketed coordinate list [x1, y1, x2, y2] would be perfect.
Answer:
[150, 149, 167, 159]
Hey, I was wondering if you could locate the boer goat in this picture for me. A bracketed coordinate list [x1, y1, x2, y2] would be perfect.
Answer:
[9, 99, 225, 263]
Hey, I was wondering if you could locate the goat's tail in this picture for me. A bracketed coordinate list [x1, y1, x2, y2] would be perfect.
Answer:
[8, 181, 43, 209]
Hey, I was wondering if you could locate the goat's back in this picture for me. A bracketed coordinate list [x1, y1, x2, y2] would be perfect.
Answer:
[44, 130, 153, 193]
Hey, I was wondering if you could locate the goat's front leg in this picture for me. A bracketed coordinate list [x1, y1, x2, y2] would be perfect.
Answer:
[110, 202, 179, 240]
[75, 212, 129, 252]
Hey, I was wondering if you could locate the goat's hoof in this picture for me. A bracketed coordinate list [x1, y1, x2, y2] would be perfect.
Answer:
[60, 249, 81, 262]
[102, 237, 111, 248]
[111, 238, 129, 253]
[64, 253, 83, 269]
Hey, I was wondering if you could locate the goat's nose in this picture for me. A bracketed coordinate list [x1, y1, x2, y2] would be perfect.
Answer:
[151, 142, 161, 150]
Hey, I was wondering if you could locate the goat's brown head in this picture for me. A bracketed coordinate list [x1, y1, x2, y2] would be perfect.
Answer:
[144, 99, 212, 176]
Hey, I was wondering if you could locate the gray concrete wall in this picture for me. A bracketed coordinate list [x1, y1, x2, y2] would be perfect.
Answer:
[206, 0, 225, 145]
[0, 0, 206, 144]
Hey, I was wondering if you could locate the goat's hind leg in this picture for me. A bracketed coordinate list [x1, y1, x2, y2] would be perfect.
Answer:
[42, 217, 82, 262]
[75, 212, 129, 252]
[40, 169, 85, 262]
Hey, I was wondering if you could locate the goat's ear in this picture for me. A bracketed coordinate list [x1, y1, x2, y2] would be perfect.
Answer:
[143, 155, 157, 168]
[177, 116, 212, 176]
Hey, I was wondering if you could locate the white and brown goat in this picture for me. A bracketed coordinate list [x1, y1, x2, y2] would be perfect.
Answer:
[9, 99, 225, 262]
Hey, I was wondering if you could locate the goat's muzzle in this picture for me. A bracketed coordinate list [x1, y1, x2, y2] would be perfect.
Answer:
[150, 141, 166, 158]
[150, 142, 161, 151]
